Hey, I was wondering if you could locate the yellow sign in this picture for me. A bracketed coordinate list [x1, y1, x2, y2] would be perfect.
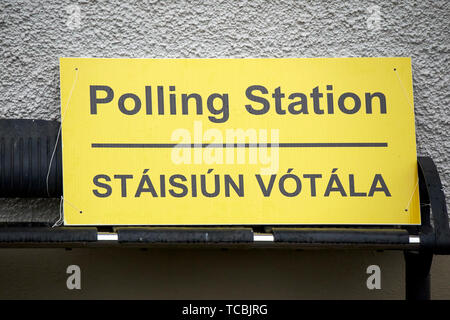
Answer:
[60, 57, 420, 225]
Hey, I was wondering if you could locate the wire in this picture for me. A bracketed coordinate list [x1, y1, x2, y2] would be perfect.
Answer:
[46, 67, 79, 197]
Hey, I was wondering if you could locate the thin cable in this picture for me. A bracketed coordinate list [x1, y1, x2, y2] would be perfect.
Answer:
[394, 68, 414, 110]
[394, 68, 423, 213]
[405, 179, 419, 212]
[64, 197, 83, 214]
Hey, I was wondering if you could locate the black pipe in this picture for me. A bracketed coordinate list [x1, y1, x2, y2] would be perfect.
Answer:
[0, 119, 62, 197]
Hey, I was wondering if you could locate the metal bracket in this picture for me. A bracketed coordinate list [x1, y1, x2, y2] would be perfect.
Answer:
[417, 156, 450, 254]
[403, 157, 450, 300]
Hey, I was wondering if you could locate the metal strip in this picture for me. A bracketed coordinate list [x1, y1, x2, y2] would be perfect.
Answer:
[253, 233, 274, 242]
[409, 236, 420, 244]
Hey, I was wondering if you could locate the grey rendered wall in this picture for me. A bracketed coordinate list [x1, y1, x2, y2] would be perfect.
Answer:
[0, 0, 449, 299]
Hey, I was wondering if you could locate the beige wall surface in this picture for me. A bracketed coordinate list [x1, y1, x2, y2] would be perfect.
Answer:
[0, 248, 447, 299]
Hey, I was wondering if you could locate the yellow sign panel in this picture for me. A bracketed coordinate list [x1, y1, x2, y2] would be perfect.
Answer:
[60, 57, 420, 225]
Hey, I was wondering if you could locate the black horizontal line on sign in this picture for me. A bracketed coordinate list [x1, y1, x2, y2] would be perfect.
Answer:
[91, 142, 388, 148]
